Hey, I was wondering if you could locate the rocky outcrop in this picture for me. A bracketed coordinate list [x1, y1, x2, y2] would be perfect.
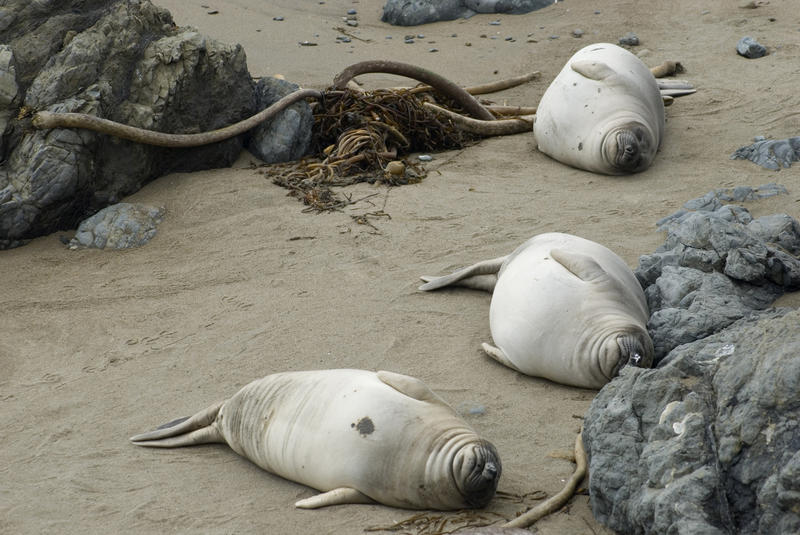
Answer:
[0, 0, 256, 248]
[583, 187, 800, 534]
[634, 184, 800, 362]
[731, 136, 800, 170]
[584, 308, 800, 535]
[381, 0, 555, 26]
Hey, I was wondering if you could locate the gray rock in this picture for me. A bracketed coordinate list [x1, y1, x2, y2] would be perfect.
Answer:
[619, 32, 640, 46]
[731, 136, 800, 169]
[584, 308, 800, 535]
[70, 202, 164, 249]
[0, 45, 20, 161]
[737, 36, 767, 58]
[635, 186, 800, 361]
[0, 0, 256, 249]
[247, 77, 313, 164]
[381, 0, 554, 26]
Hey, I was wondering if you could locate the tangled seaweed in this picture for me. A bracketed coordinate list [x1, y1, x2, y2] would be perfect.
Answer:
[267, 87, 481, 212]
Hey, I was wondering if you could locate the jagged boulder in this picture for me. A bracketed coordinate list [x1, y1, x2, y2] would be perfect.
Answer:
[635, 184, 800, 362]
[0, 0, 256, 248]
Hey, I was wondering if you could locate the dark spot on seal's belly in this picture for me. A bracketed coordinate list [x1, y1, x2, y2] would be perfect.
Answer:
[351, 416, 375, 436]
[578, 142, 583, 150]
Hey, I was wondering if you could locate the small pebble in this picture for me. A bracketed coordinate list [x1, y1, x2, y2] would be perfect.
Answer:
[207, 10, 219, 15]
[489, 20, 501, 26]
[404, 38, 414, 44]
[465, 42, 472, 46]
[273, 16, 284, 21]
[572, 29, 584, 38]
[619, 32, 640, 46]
[549, 35, 559, 40]
[299, 41, 317, 46]
[385, 36, 392, 39]
[505, 36, 514, 41]
[429, 48, 438, 52]
[346, 8, 357, 14]
[701, 9, 710, 14]
[594, 10, 601, 14]
[346, 20, 358, 27]
[451, 33, 457, 37]
[754, 135, 766, 142]
[418, 154, 433, 162]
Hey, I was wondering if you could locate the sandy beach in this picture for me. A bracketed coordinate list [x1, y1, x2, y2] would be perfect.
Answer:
[2, 0, 799, 533]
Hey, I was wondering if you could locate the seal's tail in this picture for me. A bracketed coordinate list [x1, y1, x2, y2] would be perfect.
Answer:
[418, 256, 507, 292]
[130, 401, 225, 447]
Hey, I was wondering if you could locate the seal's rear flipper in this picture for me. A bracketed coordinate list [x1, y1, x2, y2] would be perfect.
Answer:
[482, 343, 521, 373]
[656, 79, 695, 98]
[295, 487, 375, 509]
[130, 401, 225, 447]
[418, 256, 507, 292]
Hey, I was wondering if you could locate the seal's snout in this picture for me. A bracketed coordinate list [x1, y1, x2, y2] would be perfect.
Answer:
[616, 333, 654, 374]
[460, 440, 502, 508]
[611, 124, 654, 173]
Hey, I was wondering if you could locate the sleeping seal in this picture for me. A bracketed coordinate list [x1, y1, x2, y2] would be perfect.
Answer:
[533, 43, 665, 174]
[130, 369, 501, 510]
[419, 233, 653, 389]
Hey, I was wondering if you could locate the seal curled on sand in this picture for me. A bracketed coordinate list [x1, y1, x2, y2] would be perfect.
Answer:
[533, 43, 665, 175]
[130, 369, 501, 510]
[420, 233, 654, 389]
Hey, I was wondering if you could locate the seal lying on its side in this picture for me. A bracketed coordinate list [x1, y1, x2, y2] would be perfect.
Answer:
[130, 369, 501, 510]
[419, 233, 653, 389]
[533, 43, 665, 175]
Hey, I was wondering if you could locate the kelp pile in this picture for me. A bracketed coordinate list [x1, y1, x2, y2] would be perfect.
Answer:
[268, 86, 481, 212]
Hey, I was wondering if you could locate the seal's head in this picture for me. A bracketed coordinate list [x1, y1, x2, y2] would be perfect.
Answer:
[608, 330, 655, 378]
[602, 122, 657, 174]
[453, 439, 502, 508]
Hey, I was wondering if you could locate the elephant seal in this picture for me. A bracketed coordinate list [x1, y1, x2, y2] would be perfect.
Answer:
[533, 43, 665, 175]
[130, 369, 501, 510]
[419, 233, 654, 389]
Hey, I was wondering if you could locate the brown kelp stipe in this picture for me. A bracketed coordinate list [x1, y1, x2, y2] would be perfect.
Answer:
[502, 429, 588, 529]
[31, 60, 540, 213]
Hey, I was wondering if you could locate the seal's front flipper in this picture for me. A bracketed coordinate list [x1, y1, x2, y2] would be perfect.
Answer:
[418, 256, 507, 292]
[481, 343, 521, 373]
[295, 487, 374, 509]
[130, 401, 225, 447]
[377, 370, 444, 404]
[571, 59, 618, 81]
[549, 249, 611, 283]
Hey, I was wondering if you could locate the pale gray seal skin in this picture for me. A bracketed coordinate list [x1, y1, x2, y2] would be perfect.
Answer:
[130, 369, 501, 510]
[420, 233, 654, 389]
[533, 43, 665, 175]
